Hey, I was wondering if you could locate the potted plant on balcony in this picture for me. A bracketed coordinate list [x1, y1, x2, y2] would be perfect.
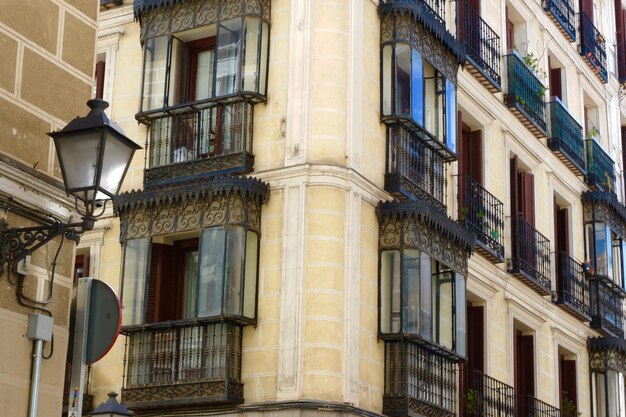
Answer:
[464, 388, 484, 415]
[561, 394, 581, 417]
[586, 127, 599, 140]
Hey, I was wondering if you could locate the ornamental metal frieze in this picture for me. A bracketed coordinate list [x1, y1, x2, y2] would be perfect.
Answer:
[115, 176, 268, 241]
[582, 191, 626, 240]
[137, 0, 270, 41]
[380, 13, 459, 83]
[588, 337, 626, 373]
[377, 202, 475, 274]
[144, 152, 255, 186]
[122, 380, 243, 407]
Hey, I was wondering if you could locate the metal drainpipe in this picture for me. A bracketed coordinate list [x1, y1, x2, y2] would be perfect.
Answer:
[28, 339, 44, 417]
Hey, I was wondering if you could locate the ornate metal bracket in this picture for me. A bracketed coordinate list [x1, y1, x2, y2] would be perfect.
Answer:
[0, 218, 86, 276]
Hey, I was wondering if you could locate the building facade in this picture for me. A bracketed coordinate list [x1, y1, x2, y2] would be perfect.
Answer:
[0, 1, 99, 417]
[87, 0, 626, 417]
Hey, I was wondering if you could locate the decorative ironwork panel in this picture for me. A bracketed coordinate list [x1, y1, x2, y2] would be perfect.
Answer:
[554, 251, 591, 320]
[457, 175, 504, 262]
[136, 0, 271, 40]
[589, 277, 624, 338]
[467, 369, 515, 417]
[588, 338, 626, 373]
[384, 341, 457, 417]
[510, 214, 552, 295]
[547, 99, 585, 174]
[579, 11, 607, 83]
[377, 201, 475, 275]
[380, 13, 460, 83]
[122, 321, 243, 409]
[115, 176, 268, 241]
[460, 0, 501, 89]
[385, 125, 449, 207]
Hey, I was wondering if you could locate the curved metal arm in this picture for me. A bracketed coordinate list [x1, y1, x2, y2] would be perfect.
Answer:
[0, 217, 92, 275]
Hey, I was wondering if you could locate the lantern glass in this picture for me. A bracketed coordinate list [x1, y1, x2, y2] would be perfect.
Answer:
[100, 130, 136, 197]
[54, 130, 101, 197]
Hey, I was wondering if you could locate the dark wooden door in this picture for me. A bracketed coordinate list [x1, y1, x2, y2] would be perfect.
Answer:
[560, 356, 578, 409]
[515, 331, 535, 416]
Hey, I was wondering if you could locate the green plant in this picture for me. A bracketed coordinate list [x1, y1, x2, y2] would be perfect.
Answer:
[460, 206, 468, 222]
[561, 394, 581, 417]
[586, 127, 599, 139]
[464, 389, 483, 415]
[521, 51, 547, 80]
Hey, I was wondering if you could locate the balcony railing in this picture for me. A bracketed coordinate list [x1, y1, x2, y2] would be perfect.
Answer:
[386, 124, 447, 211]
[585, 138, 615, 192]
[461, 0, 501, 91]
[589, 277, 625, 338]
[546, 99, 585, 175]
[458, 175, 504, 263]
[381, 0, 449, 33]
[465, 369, 515, 417]
[554, 251, 591, 321]
[510, 214, 552, 296]
[579, 12, 607, 83]
[543, 0, 576, 42]
[520, 395, 561, 417]
[143, 101, 254, 186]
[122, 321, 243, 410]
[384, 341, 457, 417]
[504, 52, 547, 138]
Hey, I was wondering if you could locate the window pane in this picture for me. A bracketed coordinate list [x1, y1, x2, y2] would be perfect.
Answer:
[121, 238, 150, 326]
[216, 18, 242, 96]
[402, 249, 420, 334]
[198, 227, 226, 317]
[259, 22, 269, 95]
[424, 61, 437, 135]
[382, 45, 392, 116]
[455, 273, 466, 356]
[195, 49, 214, 100]
[433, 266, 454, 350]
[243, 231, 259, 319]
[243, 17, 260, 92]
[395, 44, 411, 117]
[593, 223, 612, 278]
[411, 49, 424, 125]
[609, 371, 619, 417]
[170, 36, 189, 105]
[594, 372, 607, 417]
[142, 36, 168, 111]
[225, 226, 245, 315]
[420, 252, 432, 340]
[613, 234, 623, 288]
[445, 79, 457, 153]
[380, 250, 401, 333]
[183, 250, 199, 319]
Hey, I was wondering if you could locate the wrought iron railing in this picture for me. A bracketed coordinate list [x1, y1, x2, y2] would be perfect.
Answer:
[585, 138, 615, 192]
[579, 11, 607, 82]
[505, 52, 546, 133]
[543, 0, 576, 41]
[384, 341, 457, 416]
[520, 395, 561, 417]
[381, 0, 448, 29]
[589, 277, 625, 338]
[386, 124, 447, 210]
[511, 214, 552, 294]
[458, 175, 504, 261]
[122, 321, 243, 407]
[461, 0, 501, 88]
[547, 99, 585, 174]
[146, 101, 253, 169]
[555, 251, 591, 319]
[465, 369, 515, 417]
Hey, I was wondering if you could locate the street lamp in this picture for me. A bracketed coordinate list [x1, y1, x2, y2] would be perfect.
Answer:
[91, 392, 131, 417]
[0, 99, 141, 273]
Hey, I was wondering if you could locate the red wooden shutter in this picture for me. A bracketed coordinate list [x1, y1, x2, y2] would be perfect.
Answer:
[468, 130, 483, 184]
[519, 171, 535, 226]
[560, 357, 577, 407]
[581, 0, 593, 19]
[558, 208, 570, 255]
[467, 305, 484, 373]
[549, 67, 562, 101]
[506, 7, 514, 50]
[515, 332, 535, 415]
[510, 157, 520, 259]
[95, 60, 105, 99]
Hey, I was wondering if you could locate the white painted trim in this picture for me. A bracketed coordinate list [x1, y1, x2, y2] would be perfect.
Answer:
[284, 0, 311, 166]
[276, 183, 306, 399]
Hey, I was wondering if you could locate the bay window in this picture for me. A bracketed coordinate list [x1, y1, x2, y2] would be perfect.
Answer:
[121, 225, 259, 326]
[379, 249, 466, 356]
[381, 43, 457, 157]
[585, 222, 626, 290]
[140, 16, 269, 114]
